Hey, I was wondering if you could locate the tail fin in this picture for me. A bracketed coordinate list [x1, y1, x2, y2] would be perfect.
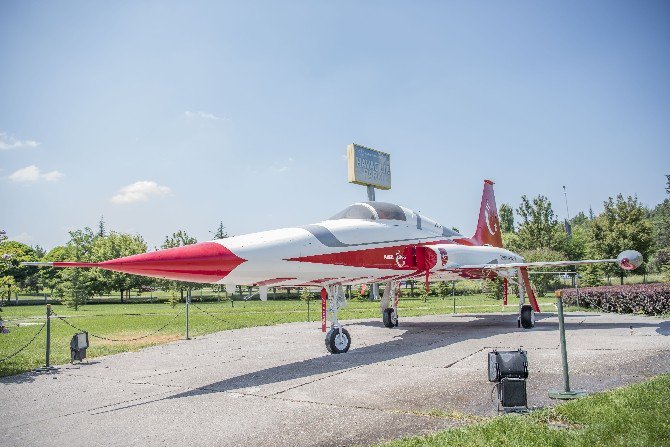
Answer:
[471, 179, 503, 247]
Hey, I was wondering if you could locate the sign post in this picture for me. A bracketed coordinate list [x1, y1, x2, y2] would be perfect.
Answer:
[347, 144, 391, 301]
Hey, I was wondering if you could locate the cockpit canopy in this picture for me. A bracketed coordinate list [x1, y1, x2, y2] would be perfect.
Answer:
[329, 202, 407, 221]
[328, 201, 463, 238]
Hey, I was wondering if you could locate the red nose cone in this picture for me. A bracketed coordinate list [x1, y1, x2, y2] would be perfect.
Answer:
[98, 242, 245, 283]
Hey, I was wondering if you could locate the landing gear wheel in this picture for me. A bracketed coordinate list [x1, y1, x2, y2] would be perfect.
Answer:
[382, 308, 398, 328]
[325, 328, 351, 354]
[520, 304, 535, 329]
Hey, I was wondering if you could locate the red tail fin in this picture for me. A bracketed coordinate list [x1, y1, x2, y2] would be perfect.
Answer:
[471, 180, 503, 248]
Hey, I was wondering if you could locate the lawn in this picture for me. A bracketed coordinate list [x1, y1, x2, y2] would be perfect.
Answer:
[376, 374, 670, 447]
[0, 293, 557, 377]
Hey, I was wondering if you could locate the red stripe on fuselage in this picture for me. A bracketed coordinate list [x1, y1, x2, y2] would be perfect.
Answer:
[286, 240, 453, 270]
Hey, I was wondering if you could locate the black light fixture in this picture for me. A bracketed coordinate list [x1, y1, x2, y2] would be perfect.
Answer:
[70, 332, 89, 363]
[488, 348, 529, 411]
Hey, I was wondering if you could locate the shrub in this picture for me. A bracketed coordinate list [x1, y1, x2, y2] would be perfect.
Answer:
[561, 283, 670, 315]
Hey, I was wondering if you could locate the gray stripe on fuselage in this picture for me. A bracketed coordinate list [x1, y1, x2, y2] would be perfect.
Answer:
[301, 224, 348, 247]
[300, 224, 444, 248]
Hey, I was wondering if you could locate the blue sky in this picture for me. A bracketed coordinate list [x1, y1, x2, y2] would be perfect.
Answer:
[2, 1, 669, 251]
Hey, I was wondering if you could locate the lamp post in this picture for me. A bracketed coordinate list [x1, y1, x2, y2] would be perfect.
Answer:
[549, 290, 586, 399]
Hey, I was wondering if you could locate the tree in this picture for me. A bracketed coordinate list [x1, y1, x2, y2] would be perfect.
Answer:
[97, 215, 106, 238]
[590, 195, 654, 284]
[520, 248, 565, 296]
[651, 175, 670, 252]
[483, 277, 505, 300]
[159, 230, 199, 306]
[51, 228, 98, 309]
[0, 241, 39, 302]
[40, 246, 70, 294]
[499, 203, 515, 233]
[212, 221, 228, 239]
[91, 232, 150, 302]
[514, 195, 566, 252]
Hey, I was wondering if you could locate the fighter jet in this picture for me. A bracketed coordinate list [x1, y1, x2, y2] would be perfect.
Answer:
[25, 180, 642, 353]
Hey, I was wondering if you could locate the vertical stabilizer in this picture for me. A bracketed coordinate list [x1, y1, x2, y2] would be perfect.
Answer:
[472, 180, 503, 248]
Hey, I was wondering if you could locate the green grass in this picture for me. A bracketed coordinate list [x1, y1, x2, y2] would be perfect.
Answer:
[0, 294, 553, 377]
[377, 374, 670, 447]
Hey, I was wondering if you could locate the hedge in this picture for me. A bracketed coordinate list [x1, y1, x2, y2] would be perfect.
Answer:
[561, 283, 670, 315]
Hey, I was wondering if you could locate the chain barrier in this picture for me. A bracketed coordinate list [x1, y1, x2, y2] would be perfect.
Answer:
[190, 302, 229, 324]
[51, 310, 183, 342]
[0, 322, 46, 363]
[192, 301, 310, 326]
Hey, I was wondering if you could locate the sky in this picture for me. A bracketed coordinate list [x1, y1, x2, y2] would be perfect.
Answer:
[2, 1, 669, 251]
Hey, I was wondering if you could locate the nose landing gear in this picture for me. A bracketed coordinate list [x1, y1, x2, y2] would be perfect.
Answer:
[324, 285, 350, 354]
[325, 327, 351, 353]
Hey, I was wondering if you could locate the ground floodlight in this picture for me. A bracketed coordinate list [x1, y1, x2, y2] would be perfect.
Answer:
[488, 348, 529, 411]
[70, 332, 89, 363]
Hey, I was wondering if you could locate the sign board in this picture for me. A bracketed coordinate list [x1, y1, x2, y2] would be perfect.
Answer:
[347, 144, 391, 190]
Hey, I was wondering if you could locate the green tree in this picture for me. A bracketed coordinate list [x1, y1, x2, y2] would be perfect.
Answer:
[0, 240, 39, 302]
[514, 195, 566, 252]
[590, 195, 654, 284]
[651, 175, 670, 251]
[520, 248, 566, 296]
[159, 230, 199, 306]
[97, 215, 106, 238]
[91, 232, 150, 302]
[212, 221, 229, 239]
[483, 277, 505, 300]
[40, 246, 70, 294]
[51, 228, 98, 309]
[499, 203, 515, 233]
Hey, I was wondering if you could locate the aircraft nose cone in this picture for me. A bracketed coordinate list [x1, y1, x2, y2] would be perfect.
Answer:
[99, 242, 246, 283]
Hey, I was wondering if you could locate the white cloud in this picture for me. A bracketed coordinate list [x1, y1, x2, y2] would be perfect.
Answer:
[9, 165, 40, 182]
[111, 180, 171, 204]
[184, 110, 223, 121]
[0, 132, 40, 150]
[7, 166, 64, 183]
[270, 157, 294, 173]
[42, 170, 64, 182]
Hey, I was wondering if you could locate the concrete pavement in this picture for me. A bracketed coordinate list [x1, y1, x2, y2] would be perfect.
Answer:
[2, 311, 669, 446]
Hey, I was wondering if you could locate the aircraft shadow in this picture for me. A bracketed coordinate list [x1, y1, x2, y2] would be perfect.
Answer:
[162, 312, 666, 401]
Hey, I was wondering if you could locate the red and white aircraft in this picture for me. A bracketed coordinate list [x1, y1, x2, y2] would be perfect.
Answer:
[26, 180, 642, 353]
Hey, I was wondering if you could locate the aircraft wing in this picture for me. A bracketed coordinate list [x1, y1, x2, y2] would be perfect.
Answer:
[456, 249, 642, 271]
[457, 258, 617, 270]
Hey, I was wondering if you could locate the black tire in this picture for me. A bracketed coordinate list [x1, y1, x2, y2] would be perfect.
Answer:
[520, 304, 534, 329]
[325, 327, 351, 354]
[382, 308, 398, 328]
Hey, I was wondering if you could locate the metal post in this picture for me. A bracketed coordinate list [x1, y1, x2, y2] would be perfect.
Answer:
[366, 185, 379, 301]
[366, 185, 375, 201]
[307, 295, 310, 322]
[185, 288, 191, 340]
[558, 297, 570, 392]
[549, 292, 585, 399]
[45, 304, 51, 367]
[452, 281, 456, 314]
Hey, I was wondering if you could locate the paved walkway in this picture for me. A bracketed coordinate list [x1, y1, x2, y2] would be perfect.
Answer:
[2, 312, 669, 446]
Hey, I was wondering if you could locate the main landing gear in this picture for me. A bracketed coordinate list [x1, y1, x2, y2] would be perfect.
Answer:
[514, 268, 535, 329]
[519, 304, 535, 329]
[324, 284, 350, 354]
[380, 280, 399, 328]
